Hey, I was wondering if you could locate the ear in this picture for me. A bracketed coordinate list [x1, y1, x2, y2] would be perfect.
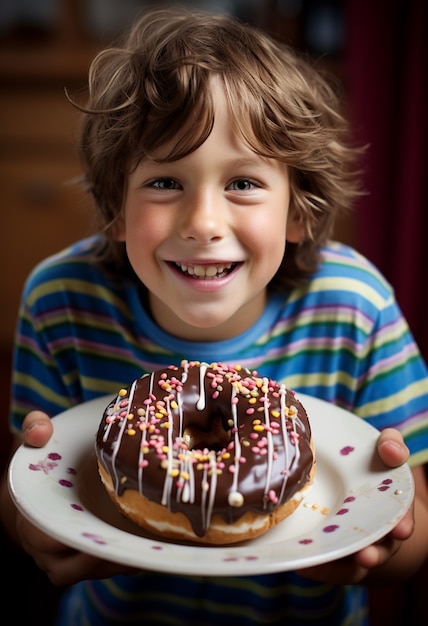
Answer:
[286, 208, 305, 243]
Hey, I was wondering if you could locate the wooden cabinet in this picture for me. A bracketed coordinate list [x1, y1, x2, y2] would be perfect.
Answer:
[0, 46, 96, 349]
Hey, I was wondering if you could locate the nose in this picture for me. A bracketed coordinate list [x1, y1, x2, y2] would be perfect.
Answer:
[179, 188, 226, 243]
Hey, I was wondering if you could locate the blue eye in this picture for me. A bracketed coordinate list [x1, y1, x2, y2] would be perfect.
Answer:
[151, 178, 180, 190]
[228, 179, 256, 191]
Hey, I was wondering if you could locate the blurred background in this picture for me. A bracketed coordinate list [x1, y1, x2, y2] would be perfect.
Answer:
[0, 1, 426, 623]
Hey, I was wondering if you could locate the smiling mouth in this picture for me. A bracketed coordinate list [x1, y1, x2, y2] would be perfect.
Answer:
[174, 262, 238, 279]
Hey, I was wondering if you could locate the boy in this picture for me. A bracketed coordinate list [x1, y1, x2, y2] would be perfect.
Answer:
[2, 9, 428, 625]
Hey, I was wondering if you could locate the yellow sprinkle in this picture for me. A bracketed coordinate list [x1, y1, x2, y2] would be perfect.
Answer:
[253, 424, 264, 432]
[155, 412, 164, 419]
[221, 452, 231, 459]
[250, 390, 259, 397]
[235, 365, 242, 371]
[161, 446, 169, 453]
[169, 469, 179, 477]
[227, 419, 234, 427]
[127, 428, 136, 436]
[161, 422, 171, 429]
[127, 413, 134, 420]
[171, 400, 178, 409]
[118, 389, 127, 397]
[181, 472, 190, 481]
[248, 397, 257, 404]
[141, 446, 149, 454]
[120, 476, 127, 484]
[242, 440, 250, 447]
[252, 419, 261, 425]
[271, 410, 280, 418]
[137, 408, 146, 416]
[196, 463, 204, 470]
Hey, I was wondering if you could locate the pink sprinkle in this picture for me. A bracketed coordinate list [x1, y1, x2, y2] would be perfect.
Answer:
[246, 408, 255, 415]
[232, 397, 239, 405]
[212, 391, 219, 399]
[228, 465, 236, 473]
[139, 459, 149, 468]
[268, 490, 278, 503]
[250, 433, 258, 440]
[252, 446, 260, 453]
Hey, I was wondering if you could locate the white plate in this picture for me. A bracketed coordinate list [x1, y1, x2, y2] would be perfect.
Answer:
[8, 394, 414, 576]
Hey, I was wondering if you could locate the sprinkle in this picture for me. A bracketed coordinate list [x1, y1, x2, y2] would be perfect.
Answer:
[127, 428, 136, 436]
[118, 389, 127, 397]
[228, 491, 244, 507]
[268, 490, 278, 504]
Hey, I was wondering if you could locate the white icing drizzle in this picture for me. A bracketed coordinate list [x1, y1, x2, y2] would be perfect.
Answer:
[278, 386, 290, 502]
[230, 384, 241, 495]
[206, 450, 217, 529]
[196, 362, 207, 410]
[136, 374, 154, 494]
[161, 394, 175, 507]
[262, 377, 274, 509]
[108, 379, 137, 492]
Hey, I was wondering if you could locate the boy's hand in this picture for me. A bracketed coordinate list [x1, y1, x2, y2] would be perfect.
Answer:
[15, 411, 137, 586]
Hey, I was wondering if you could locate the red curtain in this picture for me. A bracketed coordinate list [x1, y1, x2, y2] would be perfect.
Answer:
[345, 0, 428, 360]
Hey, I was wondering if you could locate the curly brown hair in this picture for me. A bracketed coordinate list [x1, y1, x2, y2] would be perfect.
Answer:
[74, 8, 363, 289]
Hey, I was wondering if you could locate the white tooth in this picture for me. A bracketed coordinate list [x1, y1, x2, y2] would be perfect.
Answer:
[187, 265, 194, 275]
[205, 266, 218, 277]
[180, 264, 188, 272]
[194, 265, 206, 277]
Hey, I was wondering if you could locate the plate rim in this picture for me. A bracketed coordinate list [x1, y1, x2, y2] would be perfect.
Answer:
[8, 393, 414, 576]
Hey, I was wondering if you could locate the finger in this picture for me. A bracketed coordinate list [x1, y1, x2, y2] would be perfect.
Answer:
[377, 428, 409, 467]
[354, 535, 400, 570]
[22, 411, 53, 448]
[297, 556, 369, 585]
[388, 508, 415, 541]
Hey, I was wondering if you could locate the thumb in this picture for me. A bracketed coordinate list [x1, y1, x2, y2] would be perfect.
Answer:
[22, 411, 53, 448]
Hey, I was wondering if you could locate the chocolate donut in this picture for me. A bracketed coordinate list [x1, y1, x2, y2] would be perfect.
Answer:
[95, 361, 315, 545]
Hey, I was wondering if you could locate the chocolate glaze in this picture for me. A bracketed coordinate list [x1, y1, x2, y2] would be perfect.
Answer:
[95, 361, 314, 537]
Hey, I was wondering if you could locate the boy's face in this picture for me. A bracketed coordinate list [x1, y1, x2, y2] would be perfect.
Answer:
[116, 83, 303, 341]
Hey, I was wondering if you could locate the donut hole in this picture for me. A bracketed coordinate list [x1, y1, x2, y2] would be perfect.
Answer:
[182, 414, 231, 451]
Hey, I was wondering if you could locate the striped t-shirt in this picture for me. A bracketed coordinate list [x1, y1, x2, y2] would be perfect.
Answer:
[10, 236, 428, 625]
